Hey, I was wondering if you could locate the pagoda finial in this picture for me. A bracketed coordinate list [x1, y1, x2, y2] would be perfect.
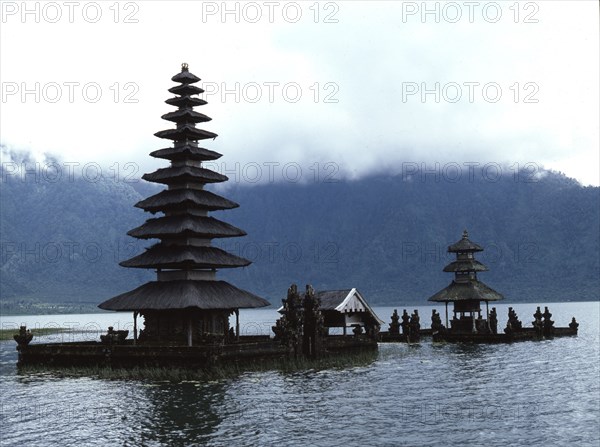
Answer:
[181, 62, 189, 72]
[462, 229, 469, 239]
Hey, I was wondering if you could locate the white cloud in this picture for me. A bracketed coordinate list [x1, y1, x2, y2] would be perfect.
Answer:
[1, 1, 598, 185]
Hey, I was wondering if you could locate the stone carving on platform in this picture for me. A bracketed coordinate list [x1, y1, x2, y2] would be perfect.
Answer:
[569, 317, 579, 331]
[302, 284, 324, 358]
[14, 326, 33, 348]
[489, 307, 498, 334]
[100, 326, 129, 345]
[272, 284, 304, 356]
[542, 306, 555, 337]
[401, 309, 410, 336]
[389, 309, 401, 335]
[431, 309, 445, 333]
[505, 307, 523, 334]
[409, 310, 421, 341]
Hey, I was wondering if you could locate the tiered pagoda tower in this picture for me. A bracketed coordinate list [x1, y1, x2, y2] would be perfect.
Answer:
[99, 64, 269, 346]
[428, 230, 503, 334]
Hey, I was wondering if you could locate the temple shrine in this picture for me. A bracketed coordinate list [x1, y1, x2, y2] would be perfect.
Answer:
[98, 64, 270, 345]
[428, 230, 503, 336]
[12, 67, 579, 369]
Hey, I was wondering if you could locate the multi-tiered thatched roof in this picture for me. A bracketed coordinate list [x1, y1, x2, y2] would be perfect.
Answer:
[428, 230, 503, 303]
[99, 64, 269, 311]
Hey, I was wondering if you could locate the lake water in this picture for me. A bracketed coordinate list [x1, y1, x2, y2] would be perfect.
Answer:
[1, 301, 598, 446]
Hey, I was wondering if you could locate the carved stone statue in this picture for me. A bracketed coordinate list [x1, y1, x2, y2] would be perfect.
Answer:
[489, 307, 498, 334]
[409, 310, 421, 341]
[401, 309, 410, 335]
[506, 307, 522, 332]
[302, 284, 324, 357]
[272, 283, 304, 357]
[542, 306, 555, 337]
[533, 306, 543, 322]
[13, 326, 33, 348]
[389, 309, 401, 335]
[431, 309, 444, 333]
[532, 316, 543, 336]
[100, 326, 129, 344]
[569, 317, 579, 332]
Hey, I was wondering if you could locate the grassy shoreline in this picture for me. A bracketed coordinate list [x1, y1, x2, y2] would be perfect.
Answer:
[0, 327, 69, 341]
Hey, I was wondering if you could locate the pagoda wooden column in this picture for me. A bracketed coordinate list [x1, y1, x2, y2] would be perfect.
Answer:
[445, 302, 449, 327]
[133, 311, 138, 345]
[235, 309, 240, 341]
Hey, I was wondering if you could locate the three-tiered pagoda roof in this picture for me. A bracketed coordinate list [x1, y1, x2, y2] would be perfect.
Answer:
[428, 230, 503, 303]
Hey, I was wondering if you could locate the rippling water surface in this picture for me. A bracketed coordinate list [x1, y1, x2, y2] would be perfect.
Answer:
[1, 301, 598, 446]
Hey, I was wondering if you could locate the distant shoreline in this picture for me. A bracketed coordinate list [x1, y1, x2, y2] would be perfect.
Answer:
[1, 298, 597, 318]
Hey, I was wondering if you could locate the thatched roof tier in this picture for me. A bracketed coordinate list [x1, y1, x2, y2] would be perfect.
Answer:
[171, 67, 200, 84]
[448, 230, 483, 252]
[428, 280, 504, 302]
[165, 96, 207, 108]
[98, 280, 270, 311]
[168, 83, 204, 96]
[443, 259, 489, 273]
[127, 215, 246, 239]
[120, 244, 251, 269]
[135, 189, 238, 213]
[161, 109, 212, 124]
[150, 145, 222, 162]
[142, 166, 227, 185]
[154, 124, 218, 141]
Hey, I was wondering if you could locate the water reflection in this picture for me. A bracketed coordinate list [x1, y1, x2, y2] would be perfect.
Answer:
[127, 382, 227, 446]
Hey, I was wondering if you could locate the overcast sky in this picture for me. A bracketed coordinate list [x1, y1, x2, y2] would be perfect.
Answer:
[1, 1, 598, 185]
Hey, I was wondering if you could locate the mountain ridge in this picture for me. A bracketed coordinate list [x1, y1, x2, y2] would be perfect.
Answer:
[1, 163, 598, 312]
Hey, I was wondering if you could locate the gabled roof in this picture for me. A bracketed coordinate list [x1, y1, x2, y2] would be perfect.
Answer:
[317, 289, 385, 325]
[278, 288, 384, 325]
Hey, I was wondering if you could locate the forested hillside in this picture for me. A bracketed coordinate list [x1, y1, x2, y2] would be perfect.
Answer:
[1, 161, 598, 313]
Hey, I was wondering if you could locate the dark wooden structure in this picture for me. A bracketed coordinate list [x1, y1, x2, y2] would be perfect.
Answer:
[425, 230, 578, 343]
[428, 230, 503, 337]
[278, 288, 383, 337]
[273, 285, 378, 359]
[97, 64, 269, 346]
[15, 65, 377, 368]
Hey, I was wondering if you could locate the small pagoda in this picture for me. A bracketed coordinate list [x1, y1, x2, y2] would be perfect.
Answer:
[428, 230, 503, 334]
[98, 64, 269, 346]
